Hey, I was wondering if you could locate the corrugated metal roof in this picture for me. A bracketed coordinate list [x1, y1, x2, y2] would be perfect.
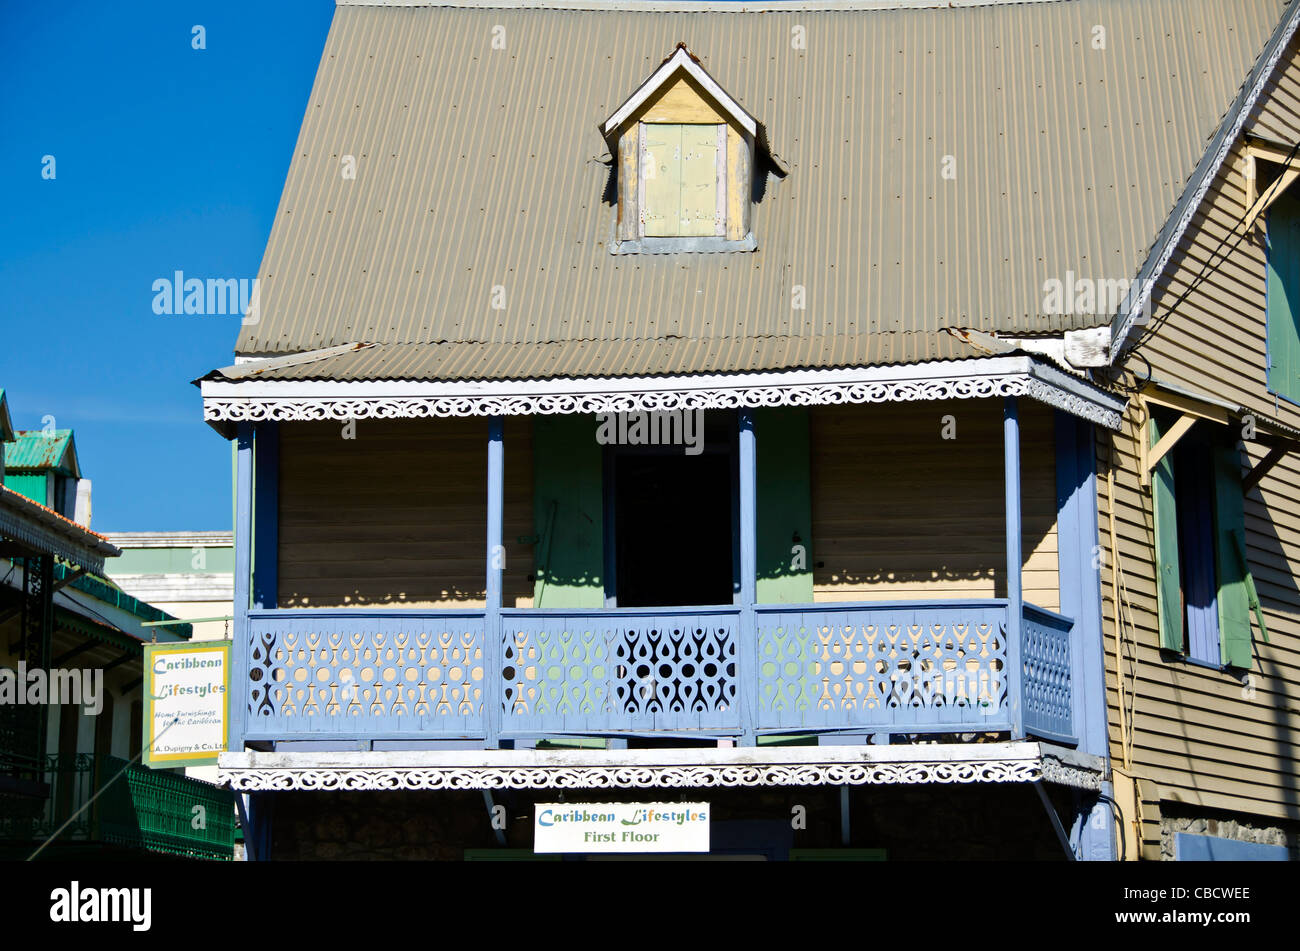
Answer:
[231, 0, 1286, 381]
[6, 430, 79, 476]
[217, 331, 995, 380]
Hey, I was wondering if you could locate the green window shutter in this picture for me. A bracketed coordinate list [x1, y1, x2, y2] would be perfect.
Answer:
[1150, 415, 1184, 652]
[756, 407, 813, 604]
[532, 414, 604, 608]
[1213, 439, 1253, 668]
[1266, 188, 1300, 402]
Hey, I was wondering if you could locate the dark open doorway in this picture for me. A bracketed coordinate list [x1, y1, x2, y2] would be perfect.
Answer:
[608, 418, 736, 607]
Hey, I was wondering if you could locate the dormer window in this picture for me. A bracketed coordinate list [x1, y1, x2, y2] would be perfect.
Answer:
[601, 44, 779, 254]
[641, 123, 725, 237]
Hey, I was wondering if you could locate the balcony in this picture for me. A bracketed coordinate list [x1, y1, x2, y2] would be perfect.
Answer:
[0, 753, 236, 860]
[240, 599, 1075, 748]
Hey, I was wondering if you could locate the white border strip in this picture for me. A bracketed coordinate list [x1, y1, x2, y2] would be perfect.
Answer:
[201, 357, 1126, 430]
[218, 741, 1104, 791]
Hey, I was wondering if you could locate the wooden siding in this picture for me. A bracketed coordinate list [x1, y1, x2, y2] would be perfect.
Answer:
[810, 400, 1059, 611]
[277, 418, 533, 608]
[1103, 36, 1300, 825]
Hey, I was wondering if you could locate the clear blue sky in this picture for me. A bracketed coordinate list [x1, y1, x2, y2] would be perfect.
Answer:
[0, 0, 335, 532]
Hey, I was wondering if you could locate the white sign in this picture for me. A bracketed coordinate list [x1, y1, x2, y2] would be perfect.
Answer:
[143, 643, 230, 767]
[534, 802, 710, 853]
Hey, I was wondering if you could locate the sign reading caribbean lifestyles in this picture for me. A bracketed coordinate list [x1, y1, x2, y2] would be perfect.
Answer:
[534, 802, 710, 853]
[142, 642, 230, 768]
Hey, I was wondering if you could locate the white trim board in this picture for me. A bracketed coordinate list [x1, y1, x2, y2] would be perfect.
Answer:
[218, 741, 1104, 791]
[603, 46, 756, 139]
[201, 356, 1127, 430]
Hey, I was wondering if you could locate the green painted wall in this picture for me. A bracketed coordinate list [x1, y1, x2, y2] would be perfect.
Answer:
[3, 472, 51, 508]
[1266, 188, 1300, 403]
[111, 545, 235, 575]
[533, 414, 604, 608]
[756, 407, 813, 603]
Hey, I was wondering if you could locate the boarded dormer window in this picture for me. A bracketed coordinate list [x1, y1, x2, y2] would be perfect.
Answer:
[641, 123, 725, 237]
[602, 45, 776, 254]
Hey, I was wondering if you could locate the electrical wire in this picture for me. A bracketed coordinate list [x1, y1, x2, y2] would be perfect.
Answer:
[1126, 137, 1300, 360]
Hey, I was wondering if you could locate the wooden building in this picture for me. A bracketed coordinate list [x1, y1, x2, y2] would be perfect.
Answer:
[200, 0, 1300, 860]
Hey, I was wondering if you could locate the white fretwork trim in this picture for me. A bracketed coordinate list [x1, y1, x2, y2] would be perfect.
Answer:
[202, 357, 1125, 430]
[218, 742, 1104, 792]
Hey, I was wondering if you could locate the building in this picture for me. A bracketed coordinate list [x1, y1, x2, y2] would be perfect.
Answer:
[0, 390, 235, 860]
[104, 532, 235, 645]
[199, 0, 1299, 860]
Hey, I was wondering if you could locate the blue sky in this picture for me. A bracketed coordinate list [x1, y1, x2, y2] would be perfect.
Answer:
[0, 0, 334, 531]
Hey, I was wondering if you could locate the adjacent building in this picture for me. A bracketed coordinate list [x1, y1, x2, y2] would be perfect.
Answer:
[0, 390, 234, 860]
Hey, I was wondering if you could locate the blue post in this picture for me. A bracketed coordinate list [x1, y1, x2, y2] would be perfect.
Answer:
[252, 423, 279, 610]
[1003, 398, 1024, 739]
[1056, 411, 1116, 859]
[485, 416, 505, 748]
[737, 409, 758, 745]
[231, 422, 254, 754]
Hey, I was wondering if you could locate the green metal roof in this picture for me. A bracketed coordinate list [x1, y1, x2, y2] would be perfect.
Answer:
[5, 430, 80, 477]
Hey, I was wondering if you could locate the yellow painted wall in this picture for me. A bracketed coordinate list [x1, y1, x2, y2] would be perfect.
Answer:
[810, 400, 1060, 611]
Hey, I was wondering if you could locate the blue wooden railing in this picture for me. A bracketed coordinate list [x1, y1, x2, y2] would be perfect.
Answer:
[239, 600, 1074, 748]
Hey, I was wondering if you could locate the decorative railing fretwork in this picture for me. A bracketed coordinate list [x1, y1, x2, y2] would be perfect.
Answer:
[500, 609, 740, 734]
[245, 612, 486, 739]
[1021, 605, 1075, 743]
[756, 603, 1010, 733]
[234, 601, 1074, 745]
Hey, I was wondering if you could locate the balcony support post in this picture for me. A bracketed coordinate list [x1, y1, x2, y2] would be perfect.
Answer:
[231, 422, 254, 755]
[485, 416, 505, 749]
[737, 409, 758, 745]
[1056, 411, 1116, 859]
[1003, 397, 1025, 740]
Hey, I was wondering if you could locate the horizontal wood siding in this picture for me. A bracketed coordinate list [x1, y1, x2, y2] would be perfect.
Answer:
[810, 400, 1059, 611]
[278, 418, 491, 608]
[1104, 38, 1300, 824]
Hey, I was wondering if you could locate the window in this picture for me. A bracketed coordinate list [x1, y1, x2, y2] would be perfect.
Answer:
[639, 123, 725, 237]
[1150, 413, 1255, 668]
[600, 45, 770, 254]
[1265, 186, 1300, 403]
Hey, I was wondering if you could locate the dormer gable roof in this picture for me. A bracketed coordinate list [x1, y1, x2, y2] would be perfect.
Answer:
[600, 43, 757, 144]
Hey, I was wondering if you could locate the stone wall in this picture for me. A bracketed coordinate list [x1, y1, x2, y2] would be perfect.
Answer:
[1159, 807, 1299, 861]
[265, 783, 1076, 860]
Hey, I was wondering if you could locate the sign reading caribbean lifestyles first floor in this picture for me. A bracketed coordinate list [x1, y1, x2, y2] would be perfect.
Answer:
[142, 642, 230, 768]
[534, 802, 710, 853]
